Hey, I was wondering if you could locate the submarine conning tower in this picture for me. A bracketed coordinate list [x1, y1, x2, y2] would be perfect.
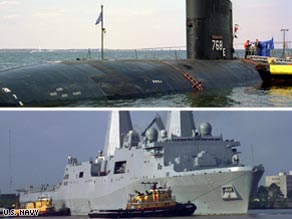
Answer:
[187, 0, 233, 60]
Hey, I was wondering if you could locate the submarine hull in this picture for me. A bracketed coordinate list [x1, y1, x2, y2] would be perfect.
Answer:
[0, 59, 261, 106]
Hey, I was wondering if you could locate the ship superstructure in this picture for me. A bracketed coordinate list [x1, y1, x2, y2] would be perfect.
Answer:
[18, 111, 264, 215]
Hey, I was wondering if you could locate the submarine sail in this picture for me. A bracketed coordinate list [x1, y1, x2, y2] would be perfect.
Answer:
[187, 0, 233, 60]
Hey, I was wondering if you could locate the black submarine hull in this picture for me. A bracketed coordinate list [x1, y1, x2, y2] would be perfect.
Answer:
[0, 59, 261, 106]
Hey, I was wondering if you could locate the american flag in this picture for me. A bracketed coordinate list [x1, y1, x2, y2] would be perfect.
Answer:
[95, 12, 103, 25]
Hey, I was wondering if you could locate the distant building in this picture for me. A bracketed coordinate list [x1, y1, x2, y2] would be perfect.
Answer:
[0, 193, 19, 208]
[266, 171, 292, 198]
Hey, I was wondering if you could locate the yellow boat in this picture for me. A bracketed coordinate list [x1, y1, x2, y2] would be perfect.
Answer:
[270, 64, 292, 75]
[14, 196, 70, 217]
[88, 182, 196, 218]
[249, 55, 292, 84]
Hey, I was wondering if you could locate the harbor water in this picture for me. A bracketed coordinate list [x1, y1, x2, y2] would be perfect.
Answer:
[1, 49, 292, 108]
[13, 209, 292, 219]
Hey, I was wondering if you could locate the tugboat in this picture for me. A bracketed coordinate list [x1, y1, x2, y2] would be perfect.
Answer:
[15, 196, 70, 217]
[88, 182, 196, 218]
[253, 56, 292, 85]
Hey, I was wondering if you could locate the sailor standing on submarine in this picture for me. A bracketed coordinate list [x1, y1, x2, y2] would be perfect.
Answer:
[244, 40, 251, 59]
[255, 39, 262, 56]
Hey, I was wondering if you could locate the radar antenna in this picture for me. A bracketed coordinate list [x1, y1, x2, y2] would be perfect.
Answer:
[141, 114, 165, 137]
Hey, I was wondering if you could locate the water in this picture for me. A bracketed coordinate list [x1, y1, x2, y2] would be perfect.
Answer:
[1, 49, 292, 108]
[13, 209, 292, 218]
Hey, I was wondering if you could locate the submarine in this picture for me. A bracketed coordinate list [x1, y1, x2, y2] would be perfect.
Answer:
[0, 0, 262, 107]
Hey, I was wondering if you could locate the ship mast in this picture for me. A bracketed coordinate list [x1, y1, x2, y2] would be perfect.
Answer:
[100, 5, 104, 60]
[103, 111, 133, 157]
[9, 129, 12, 193]
[95, 5, 105, 60]
[166, 111, 196, 138]
[281, 28, 289, 58]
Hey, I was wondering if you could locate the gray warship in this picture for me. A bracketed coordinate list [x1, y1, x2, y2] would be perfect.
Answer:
[18, 111, 264, 215]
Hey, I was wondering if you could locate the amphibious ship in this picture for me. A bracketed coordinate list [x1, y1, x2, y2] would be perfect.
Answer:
[18, 111, 264, 215]
[0, 0, 262, 107]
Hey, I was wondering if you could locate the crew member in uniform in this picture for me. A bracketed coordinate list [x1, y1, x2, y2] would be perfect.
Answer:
[255, 39, 262, 56]
[244, 40, 251, 58]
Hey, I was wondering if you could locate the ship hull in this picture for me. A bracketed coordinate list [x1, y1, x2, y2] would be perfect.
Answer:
[88, 203, 196, 218]
[19, 165, 263, 215]
[0, 59, 261, 107]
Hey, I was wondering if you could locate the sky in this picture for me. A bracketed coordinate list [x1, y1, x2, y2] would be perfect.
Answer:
[0, 0, 291, 49]
[0, 110, 292, 193]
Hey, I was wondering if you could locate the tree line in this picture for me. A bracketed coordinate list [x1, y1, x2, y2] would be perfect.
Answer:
[250, 183, 292, 209]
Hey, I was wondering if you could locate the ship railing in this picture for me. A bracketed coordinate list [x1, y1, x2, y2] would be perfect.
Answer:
[248, 55, 270, 62]
[26, 184, 58, 193]
[249, 55, 292, 64]
[96, 46, 187, 61]
[26, 187, 43, 193]
[170, 136, 222, 141]
[234, 41, 292, 59]
[234, 41, 292, 49]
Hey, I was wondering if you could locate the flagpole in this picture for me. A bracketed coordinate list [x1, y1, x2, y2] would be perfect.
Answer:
[101, 5, 104, 61]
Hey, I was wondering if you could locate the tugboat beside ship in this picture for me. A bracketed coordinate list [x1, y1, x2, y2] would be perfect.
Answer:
[0, 196, 70, 217]
[14, 196, 70, 217]
[252, 56, 292, 85]
[88, 182, 196, 218]
[17, 111, 264, 215]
